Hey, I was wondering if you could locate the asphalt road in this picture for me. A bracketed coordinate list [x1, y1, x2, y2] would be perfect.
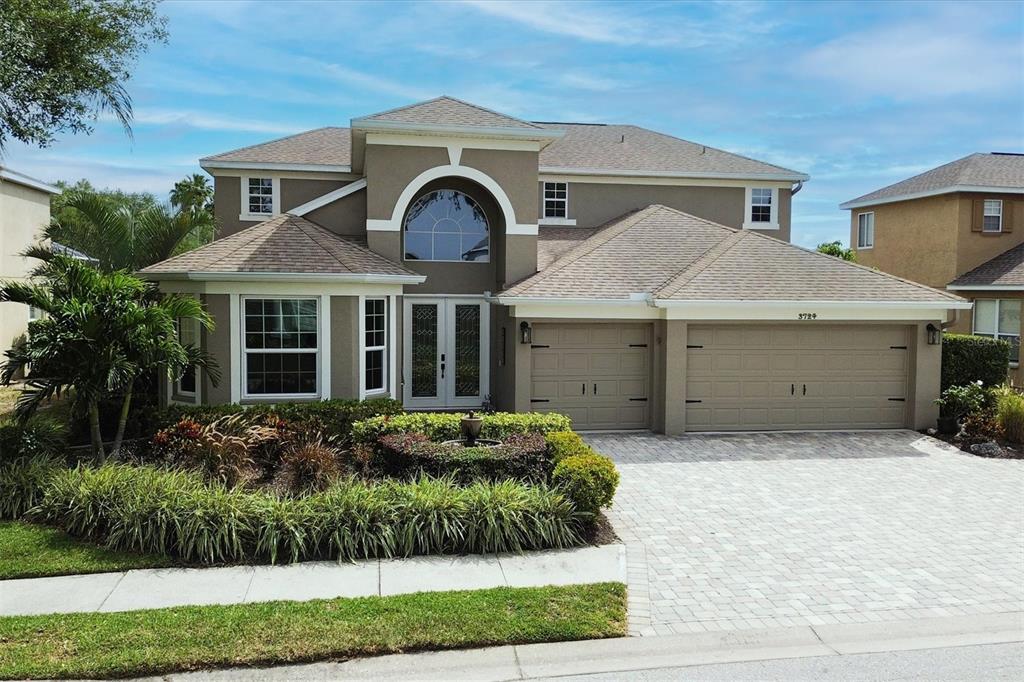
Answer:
[537, 642, 1024, 682]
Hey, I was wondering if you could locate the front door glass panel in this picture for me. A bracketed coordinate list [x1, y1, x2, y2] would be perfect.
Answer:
[410, 303, 438, 398]
[454, 304, 481, 397]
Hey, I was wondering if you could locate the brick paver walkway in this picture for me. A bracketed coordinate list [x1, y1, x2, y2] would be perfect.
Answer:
[586, 430, 1024, 637]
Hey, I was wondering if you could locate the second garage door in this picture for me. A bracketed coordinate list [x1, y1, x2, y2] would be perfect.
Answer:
[686, 324, 910, 431]
[530, 323, 651, 430]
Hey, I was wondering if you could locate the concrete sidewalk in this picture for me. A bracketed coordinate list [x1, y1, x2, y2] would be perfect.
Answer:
[0, 544, 625, 616]
[159, 611, 1024, 681]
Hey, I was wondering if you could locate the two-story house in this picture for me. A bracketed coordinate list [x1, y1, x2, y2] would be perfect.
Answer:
[0, 166, 59, 359]
[841, 153, 1024, 382]
[141, 97, 967, 433]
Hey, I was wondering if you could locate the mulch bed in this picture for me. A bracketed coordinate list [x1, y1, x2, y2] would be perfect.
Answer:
[926, 430, 1024, 459]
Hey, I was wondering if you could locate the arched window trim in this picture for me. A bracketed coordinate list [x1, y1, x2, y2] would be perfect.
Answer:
[403, 188, 490, 263]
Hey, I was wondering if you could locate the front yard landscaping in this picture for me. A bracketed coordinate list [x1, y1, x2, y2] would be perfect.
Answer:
[0, 582, 627, 680]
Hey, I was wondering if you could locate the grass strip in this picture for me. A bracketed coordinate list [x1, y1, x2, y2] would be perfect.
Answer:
[0, 582, 627, 679]
[0, 521, 172, 580]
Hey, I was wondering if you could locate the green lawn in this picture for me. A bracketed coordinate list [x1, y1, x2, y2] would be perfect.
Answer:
[0, 583, 627, 680]
[0, 521, 172, 579]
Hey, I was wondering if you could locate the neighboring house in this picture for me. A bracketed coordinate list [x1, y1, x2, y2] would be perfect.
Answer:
[0, 166, 58, 359]
[841, 153, 1024, 382]
[141, 96, 968, 433]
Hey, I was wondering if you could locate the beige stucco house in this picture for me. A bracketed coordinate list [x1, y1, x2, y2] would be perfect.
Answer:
[841, 153, 1024, 383]
[142, 96, 968, 433]
[0, 166, 58, 359]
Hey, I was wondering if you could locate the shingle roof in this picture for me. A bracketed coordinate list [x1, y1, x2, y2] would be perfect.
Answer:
[200, 127, 351, 167]
[948, 243, 1024, 289]
[354, 96, 541, 130]
[502, 205, 963, 304]
[842, 153, 1024, 208]
[537, 226, 600, 269]
[140, 214, 416, 278]
[536, 123, 807, 179]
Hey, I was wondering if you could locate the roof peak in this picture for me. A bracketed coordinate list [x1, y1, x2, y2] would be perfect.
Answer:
[353, 95, 543, 131]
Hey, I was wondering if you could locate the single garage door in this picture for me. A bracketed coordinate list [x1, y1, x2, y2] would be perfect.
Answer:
[530, 323, 651, 430]
[686, 324, 910, 431]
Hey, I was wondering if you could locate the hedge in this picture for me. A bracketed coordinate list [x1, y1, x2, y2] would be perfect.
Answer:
[377, 432, 550, 483]
[0, 455, 62, 519]
[26, 463, 584, 563]
[545, 431, 593, 463]
[941, 333, 1010, 390]
[353, 412, 572, 445]
[552, 453, 620, 515]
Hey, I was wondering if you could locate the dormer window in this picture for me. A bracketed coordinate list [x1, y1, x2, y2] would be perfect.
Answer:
[241, 176, 279, 221]
[743, 187, 779, 230]
[543, 182, 568, 218]
[984, 200, 1003, 233]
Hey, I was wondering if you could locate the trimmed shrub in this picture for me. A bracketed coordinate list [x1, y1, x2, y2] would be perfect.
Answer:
[941, 333, 1010, 390]
[994, 387, 1024, 443]
[552, 453, 620, 516]
[0, 455, 62, 519]
[545, 431, 592, 463]
[29, 462, 584, 564]
[377, 432, 550, 483]
[0, 418, 67, 462]
[353, 412, 571, 445]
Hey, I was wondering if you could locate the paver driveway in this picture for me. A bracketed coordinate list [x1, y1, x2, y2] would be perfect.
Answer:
[585, 430, 1024, 637]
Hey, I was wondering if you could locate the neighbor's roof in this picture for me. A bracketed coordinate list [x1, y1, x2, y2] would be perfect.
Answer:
[841, 153, 1024, 209]
[0, 166, 59, 194]
[536, 123, 807, 180]
[501, 205, 964, 304]
[140, 214, 419, 280]
[353, 96, 542, 131]
[948, 243, 1024, 290]
[200, 127, 352, 169]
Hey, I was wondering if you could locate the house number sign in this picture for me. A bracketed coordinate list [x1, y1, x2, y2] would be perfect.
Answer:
[797, 312, 818, 320]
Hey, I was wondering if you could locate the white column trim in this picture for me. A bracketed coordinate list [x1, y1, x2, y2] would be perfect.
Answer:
[388, 294, 398, 398]
[357, 295, 366, 399]
[320, 295, 331, 400]
[229, 293, 241, 403]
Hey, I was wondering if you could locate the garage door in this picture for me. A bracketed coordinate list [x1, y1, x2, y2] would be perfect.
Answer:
[530, 324, 651, 430]
[686, 325, 910, 431]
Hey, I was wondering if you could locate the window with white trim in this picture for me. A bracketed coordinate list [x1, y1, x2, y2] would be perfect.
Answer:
[857, 212, 875, 248]
[243, 298, 318, 397]
[247, 177, 274, 216]
[974, 298, 1020, 365]
[750, 187, 773, 224]
[543, 182, 568, 219]
[176, 318, 198, 396]
[983, 200, 1003, 233]
[27, 305, 42, 321]
[363, 298, 387, 393]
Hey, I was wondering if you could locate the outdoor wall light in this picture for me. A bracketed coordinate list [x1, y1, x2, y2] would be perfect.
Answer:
[926, 323, 941, 345]
[520, 321, 532, 344]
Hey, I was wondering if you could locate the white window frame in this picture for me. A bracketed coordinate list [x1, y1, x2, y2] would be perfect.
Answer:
[857, 212, 875, 249]
[175, 317, 199, 398]
[360, 296, 388, 396]
[540, 182, 576, 226]
[27, 305, 42, 321]
[973, 298, 1020, 367]
[240, 295, 320, 400]
[743, 186, 779, 230]
[239, 176, 280, 222]
[983, 199, 1003, 233]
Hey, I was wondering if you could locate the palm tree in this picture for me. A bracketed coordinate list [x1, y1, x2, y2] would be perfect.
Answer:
[0, 254, 219, 457]
[170, 174, 214, 215]
[42, 190, 215, 272]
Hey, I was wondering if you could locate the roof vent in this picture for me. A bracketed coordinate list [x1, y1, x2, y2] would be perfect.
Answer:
[619, 134, 625, 143]
[701, 146, 706, 154]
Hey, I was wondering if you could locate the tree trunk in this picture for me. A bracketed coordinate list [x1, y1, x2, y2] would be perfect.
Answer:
[110, 386, 133, 459]
[88, 400, 105, 460]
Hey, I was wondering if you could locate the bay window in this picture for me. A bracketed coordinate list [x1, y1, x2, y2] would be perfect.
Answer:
[243, 298, 319, 397]
[974, 298, 1020, 365]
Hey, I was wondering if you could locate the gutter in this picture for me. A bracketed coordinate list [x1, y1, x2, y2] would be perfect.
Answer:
[140, 271, 426, 285]
[538, 166, 809, 183]
[840, 185, 1024, 210]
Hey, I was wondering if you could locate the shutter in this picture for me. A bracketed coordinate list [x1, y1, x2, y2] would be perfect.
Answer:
[972, 199, 984, 232]
[1004, 200, 1014, 233]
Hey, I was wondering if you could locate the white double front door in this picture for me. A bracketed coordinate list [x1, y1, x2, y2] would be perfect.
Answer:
[403, 297, 489, 409]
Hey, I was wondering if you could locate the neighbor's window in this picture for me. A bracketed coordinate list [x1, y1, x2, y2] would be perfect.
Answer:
[27, 305, 42, 321]
[243, 298, 318, 396]
[404, 189, 489, 262]
[364, 298, 387, 393]
[543, 182, 568, 218]
[857, 212, 875, 248]
[247, 177, 274, 216]
[983, 200, 1003, 233]
[176, 318, 198, 395]
[974, 298, 1021, 364]
[750, 188, 773, 223]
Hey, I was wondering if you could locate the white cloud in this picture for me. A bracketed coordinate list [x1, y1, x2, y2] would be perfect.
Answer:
[121, 108, 305, 136]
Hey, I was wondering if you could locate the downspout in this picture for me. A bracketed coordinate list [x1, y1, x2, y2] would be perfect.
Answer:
[791, 180, 804, 196]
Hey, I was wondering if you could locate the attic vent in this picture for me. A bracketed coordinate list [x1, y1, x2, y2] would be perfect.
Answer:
[619, 134, 625, 143]
[701, 146, 706, 154]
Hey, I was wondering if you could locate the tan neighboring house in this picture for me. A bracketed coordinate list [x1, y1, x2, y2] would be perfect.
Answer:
[841, 153, 1024, 382]
[141, 96, 968, 433]
[0, 166, 58, 359]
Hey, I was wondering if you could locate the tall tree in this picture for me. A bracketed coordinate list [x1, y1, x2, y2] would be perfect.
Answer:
[0, 0, 167, 152]
[170, 173, 214, 216]
[42, 189, 215, 271]
[0, 254, 218, 457]
[816, 241, 857, 262]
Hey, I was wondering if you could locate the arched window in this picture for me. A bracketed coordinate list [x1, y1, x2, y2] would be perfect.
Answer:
[404, 189, 489, 262]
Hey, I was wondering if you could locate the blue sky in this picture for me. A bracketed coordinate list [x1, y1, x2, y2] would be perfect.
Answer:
[4, 0, 1022, 247]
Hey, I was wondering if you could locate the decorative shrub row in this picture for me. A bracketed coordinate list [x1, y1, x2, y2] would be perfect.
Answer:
[352, 412, 572, 445]
[0, 455, 62, 519]
[376, 432, 551, 483]
[27, 463, 585, 564]
[941, 333, 1010, 390]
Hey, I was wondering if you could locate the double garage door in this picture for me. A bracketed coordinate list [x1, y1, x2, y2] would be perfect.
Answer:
[529, 322, 911, 431]
[686, 324, 910, 431]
